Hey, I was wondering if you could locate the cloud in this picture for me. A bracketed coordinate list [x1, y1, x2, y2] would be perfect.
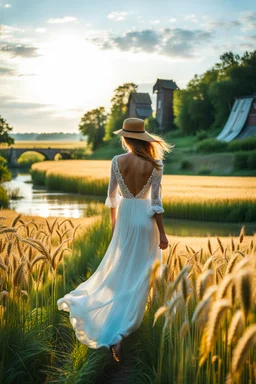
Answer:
[35, 28, 47, 33]
[184, 14, 198, 23]
[90, 27, 213, 59]
[241, 11, 256, 31]
[108, 11, 129, 21]
[0, 66, 15, 76]
[170, 18, 177, 23]
[47, 16, 78, 24]
[204, 19, 242, 30]
[0, 43, 39, 58]
[0, 95, 51, 110]
[0, 4, 11, 8]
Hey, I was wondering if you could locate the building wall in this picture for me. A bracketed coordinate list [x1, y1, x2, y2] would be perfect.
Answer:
[128, 100, 137, 117]
[156, 89, 175, 131]
[246, 100, 256, 126]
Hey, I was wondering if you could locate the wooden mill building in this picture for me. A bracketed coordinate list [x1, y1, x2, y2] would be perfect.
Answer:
[153, 79, 179, 131]
[127, 93, 152, 120]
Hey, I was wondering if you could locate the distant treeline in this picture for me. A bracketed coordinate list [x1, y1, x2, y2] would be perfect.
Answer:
[173, 50, 256, 135]
[10, 132, 85, 141]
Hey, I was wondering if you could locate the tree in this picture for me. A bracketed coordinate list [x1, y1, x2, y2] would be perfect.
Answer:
[0, 156, 11, 183]
[173, 49, 256, 135]
[0, 115, 14, 146]
[144, 116, 159, 133]
[104, 83, 138, 140]
[79, 107, 108, 150]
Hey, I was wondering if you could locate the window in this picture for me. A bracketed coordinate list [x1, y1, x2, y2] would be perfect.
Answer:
[158, 99, 162, 109]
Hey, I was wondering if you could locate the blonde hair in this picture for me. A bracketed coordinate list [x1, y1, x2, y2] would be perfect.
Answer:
[121, 134, 174, 170]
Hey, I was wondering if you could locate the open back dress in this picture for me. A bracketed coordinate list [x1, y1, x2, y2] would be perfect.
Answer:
[57, 154, 164, 349]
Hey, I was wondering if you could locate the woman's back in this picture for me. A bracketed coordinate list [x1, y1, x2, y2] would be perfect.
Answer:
[117, 153, 155, 197]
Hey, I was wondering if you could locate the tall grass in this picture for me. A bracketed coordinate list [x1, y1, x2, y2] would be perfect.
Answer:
[0, 212, 255, 383]
[31, 161, 256, 222]
[150, 227, 256, 384]
[0, 185, 8, 208]
[0, 214, 79, 383]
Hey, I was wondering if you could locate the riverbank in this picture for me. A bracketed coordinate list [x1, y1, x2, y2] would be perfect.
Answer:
[31, 160, 256, 222]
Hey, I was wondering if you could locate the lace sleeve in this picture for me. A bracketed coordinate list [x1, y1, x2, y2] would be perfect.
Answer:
[105, 156, 122, 208]
[147, 160, 165, 217]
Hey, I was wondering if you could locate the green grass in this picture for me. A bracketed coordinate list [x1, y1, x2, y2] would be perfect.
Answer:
[1, 214, 255, 383]
[0, 185, 9, 208]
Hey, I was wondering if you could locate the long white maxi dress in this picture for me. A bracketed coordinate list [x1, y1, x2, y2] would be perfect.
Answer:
[57, 154, 164, 349]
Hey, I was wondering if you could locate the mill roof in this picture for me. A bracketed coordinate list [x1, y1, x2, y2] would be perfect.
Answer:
[153, 79, 179, 92]
[130, 92, 152, 104]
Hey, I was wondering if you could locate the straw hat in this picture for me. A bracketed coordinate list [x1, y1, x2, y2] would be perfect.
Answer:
[113, 117, 158, 142]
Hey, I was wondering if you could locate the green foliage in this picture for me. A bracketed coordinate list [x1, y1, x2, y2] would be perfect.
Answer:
[70, 147, 91, 159]
[18, 152, 45, 168]
[197, 168, 212, 175]
[248, 151, 256, 169]
[144, 116, 159, 133]
[180, 160, 193, 170]
[104, 82, 138, 140]
[0, 185, 8, 207]
[196, 130, 209, 141]
[79, 107, 107, 150]
[0, 115, 14, 146]
[234, 151, 256, 170]
[0, 155, 12, 182]
[227, 137, 256, 152]
[173, 50, 256, 134]
[196, 138, 228, 153]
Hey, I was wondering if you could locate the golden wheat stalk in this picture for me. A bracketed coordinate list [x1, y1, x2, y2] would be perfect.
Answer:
[216, 274, 234, 300]
[239, 225, 245, 244]
[180, 320, 189, 338]
[206, 299, 231, 351]
[196, 269, 214, 301]
[231, 325, 256, 376]
[228, 310, 244, 346]
[236, 269, 253, 319]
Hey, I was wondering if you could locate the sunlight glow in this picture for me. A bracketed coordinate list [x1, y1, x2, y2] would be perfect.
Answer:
[18, 33, 116, 112]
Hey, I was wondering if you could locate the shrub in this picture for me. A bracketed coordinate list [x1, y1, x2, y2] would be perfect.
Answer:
[233, 151, 256, 170]
[196, 138, 228, 153]
[248, 151, 256, 169]
[233, 152, 249, 170]
[180, 160, 193, 170]
[197, 168, 212, 175]
[228, 137, 256, 152]
[0, 185, 8, 207]
[196, 130, 209, 141]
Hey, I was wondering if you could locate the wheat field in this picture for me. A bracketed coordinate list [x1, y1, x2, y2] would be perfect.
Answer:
[30, 160, 256, 222]
[31, 160, 256, 200]
[0, 212, 255, 383]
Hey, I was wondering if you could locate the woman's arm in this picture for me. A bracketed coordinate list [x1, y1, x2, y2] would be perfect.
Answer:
[110, 207, 117, 236]
[154, 213, 169, 250]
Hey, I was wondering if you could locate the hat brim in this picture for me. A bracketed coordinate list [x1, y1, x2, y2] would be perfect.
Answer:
[113, 129, 158, 142]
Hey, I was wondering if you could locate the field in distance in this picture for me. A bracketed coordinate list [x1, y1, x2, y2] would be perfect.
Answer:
[31, 160, 256, 200]
[0, 141, 87, 149]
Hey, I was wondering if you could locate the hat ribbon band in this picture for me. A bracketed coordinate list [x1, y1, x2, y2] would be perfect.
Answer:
[122, 128, 145, 133]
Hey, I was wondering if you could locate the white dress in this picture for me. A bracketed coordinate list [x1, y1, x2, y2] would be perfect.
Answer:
[57, 154, 164, 349]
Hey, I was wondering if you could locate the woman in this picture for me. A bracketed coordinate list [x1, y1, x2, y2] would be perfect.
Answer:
[57, 117, 172, 363]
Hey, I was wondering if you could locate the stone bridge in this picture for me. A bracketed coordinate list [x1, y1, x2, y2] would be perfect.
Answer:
[1, 147, 72, 166]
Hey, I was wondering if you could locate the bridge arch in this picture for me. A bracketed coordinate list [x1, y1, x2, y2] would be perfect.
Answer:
[9, 147, 73, 167]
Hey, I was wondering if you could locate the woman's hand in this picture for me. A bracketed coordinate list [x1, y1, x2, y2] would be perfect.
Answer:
[159, 233, 169, 250]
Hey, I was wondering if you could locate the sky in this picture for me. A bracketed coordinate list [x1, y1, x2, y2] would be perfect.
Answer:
[0, 0, 256, 133]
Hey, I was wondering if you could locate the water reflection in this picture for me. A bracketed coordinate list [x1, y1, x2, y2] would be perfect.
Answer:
[4, 172, 256, 236]
[4, 173, 104, 218]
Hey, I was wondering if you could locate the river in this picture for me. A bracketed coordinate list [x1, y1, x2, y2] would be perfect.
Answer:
[4, 171, 256, 237]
